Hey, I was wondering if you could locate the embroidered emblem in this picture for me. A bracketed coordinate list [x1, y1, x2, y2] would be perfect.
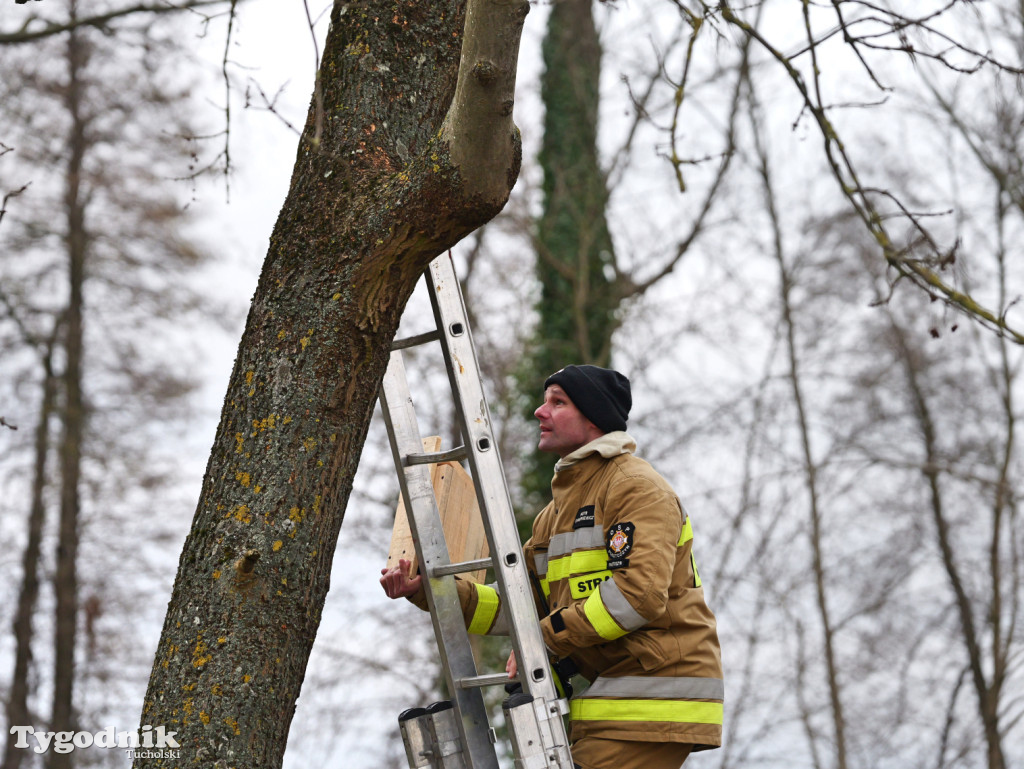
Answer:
[606, 521, 634, 570]
[573, 505, 596, 529]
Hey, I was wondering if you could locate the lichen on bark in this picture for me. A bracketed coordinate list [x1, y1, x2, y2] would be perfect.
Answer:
[137, 0, 529, 766]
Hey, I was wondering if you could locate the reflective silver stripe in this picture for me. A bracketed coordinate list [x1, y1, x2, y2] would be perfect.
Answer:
[489, 605, 509, 635]
[548, 527, 606, 557]
[597, 578, 646, 631]
[581, 676, 725, 701]
[534, 552, 548, 576]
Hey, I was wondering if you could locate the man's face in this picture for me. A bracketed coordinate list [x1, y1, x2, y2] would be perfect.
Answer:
[534, 385, 603, 458]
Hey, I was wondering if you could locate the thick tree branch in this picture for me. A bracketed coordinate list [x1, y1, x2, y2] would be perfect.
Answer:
[441, 0, 530, 207]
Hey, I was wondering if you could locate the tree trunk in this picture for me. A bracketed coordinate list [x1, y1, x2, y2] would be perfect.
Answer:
[519, 0, 618, 513]
[750, 93, 849, 769]
[137, 0, 527, 766]
[889, 321, 1007, 769]
[50, 16, 88, 769]
[3, 340, 57, 769]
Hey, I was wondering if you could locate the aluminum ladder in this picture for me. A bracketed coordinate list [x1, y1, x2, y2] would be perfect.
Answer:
[379, 253, 573, 769]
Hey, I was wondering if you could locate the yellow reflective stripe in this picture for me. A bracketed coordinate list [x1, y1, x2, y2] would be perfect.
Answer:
[677, 515, 693, 546]
[547, 549, 607, 582]
[539, 577, 551, 599]
[583, 589, 628, 640]
[679, 515, 701, 587]
[572, 550, 605, 573]
[468, 583, 499, 635]
[570, 698, 723, 725]
[570, 570, 612, 599]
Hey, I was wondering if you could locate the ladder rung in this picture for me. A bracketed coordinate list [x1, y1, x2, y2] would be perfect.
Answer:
[405, 446, 467, 465]
[431, 558, 494, 577]
[392, 329, 442, 350]
[455, 673, 515, 689]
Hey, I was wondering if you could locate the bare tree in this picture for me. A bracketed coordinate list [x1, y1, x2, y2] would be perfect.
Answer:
[1, 1, 237, 765]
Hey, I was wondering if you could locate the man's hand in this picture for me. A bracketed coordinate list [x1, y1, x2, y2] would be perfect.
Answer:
[506, 650, 517, 679]
[379, 558, 423, 599]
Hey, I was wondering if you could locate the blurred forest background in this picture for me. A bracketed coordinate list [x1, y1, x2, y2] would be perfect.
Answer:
[1, 1, 1022, 768]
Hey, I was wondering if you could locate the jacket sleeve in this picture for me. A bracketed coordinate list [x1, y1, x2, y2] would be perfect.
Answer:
[457, 535, 549, 635]
[407, 575, 509, 635]
[539, 475, 683, 657]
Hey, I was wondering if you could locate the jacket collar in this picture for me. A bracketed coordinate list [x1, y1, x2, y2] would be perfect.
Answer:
[554, 431, 636, 473]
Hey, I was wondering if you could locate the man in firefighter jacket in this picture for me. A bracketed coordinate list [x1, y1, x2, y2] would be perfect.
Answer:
[381, 365, 724, 768]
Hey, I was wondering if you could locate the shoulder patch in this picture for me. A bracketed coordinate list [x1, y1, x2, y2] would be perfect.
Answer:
[573, 505, 596, 529]
[606, 521, 635, 569]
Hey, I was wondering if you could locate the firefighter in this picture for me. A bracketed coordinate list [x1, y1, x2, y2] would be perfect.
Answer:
[381, 365, 724, 769]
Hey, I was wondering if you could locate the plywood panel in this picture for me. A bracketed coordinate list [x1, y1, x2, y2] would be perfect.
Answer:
[387, 437, 489, 583]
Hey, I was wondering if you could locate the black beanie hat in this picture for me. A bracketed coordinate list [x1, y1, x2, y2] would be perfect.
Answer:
[543, 365, 631, 434]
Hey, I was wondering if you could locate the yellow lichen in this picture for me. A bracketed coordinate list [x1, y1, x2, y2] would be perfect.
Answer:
[253, 414, 277, 433]
[192, 639, 212, 668]
[236, 471, 251, 487]
[229, 505, 252, 523]
[273, 540, 283, 552]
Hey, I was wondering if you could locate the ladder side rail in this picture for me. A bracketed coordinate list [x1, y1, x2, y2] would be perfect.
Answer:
[379, 351, 500, 769]
[426, 255, 572, 762]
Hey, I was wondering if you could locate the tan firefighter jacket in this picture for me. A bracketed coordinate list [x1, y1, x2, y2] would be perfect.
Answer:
[413, 433, 724, 750]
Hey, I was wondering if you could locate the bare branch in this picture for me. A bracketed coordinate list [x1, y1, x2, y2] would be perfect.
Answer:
[302, 0, 325, 151]
[717, 0, 1024, 343]
[0, 181, 30, 229]
[0, 0, 233, 45]
[624, 3, 755, 299]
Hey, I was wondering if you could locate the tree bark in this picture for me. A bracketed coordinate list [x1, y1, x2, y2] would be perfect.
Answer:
[50, 16, 88, 769]
[137, 0, 527, 766]
[3, 340, 57, 769]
